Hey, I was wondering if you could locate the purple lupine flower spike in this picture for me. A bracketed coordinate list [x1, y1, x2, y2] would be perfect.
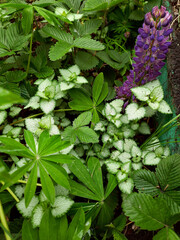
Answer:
[116, 6, 172, 103]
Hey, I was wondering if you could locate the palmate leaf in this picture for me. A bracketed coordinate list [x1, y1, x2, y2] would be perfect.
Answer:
[122, 193, 171, 231]
[69, 89, 93, 111]
[22, 219, 39, 240]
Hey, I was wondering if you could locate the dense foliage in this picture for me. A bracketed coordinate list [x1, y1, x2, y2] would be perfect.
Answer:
[0, 0, 180, 240]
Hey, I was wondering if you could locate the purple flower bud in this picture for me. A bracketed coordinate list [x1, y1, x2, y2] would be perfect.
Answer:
[157, 35, 164, 42]
[136, 41, 144, 48]
[161, 14, 173, 27]
[151, 46, 157, 52]
[152, 6, 160, 18]
[150, 34, 155, 40]
[144, 56, 150, 61]
[138, 28, 149, 38]
[136, 51, 143, 57]
[159, 44, 168, 50]
[144, 44, 149, 50]
[163, 28, 173, 36]
[150, 57, 155, 62]
[157, 53, 166, 59]
[160, 6, 166, 18]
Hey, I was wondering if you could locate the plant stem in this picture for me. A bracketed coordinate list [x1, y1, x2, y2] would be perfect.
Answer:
[26, 8, 34, 76]
[18, 179, 42, 187]
[0, 200, 11, 240]
[1, 182, 19, 202]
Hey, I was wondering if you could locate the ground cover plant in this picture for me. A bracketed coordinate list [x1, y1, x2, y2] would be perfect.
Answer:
[0, 0, 180, 239]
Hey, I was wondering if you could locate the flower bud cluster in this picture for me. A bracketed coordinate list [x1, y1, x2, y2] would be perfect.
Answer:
[116, 6, 172, 102]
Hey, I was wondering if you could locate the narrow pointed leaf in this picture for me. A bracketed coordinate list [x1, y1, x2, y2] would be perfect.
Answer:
[24, 130, 36, 154]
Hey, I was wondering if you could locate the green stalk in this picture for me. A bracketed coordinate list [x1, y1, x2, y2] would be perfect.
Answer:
[1, 182, 19, 203]
[26, 8, 34, 76]
[0, 200, 11, 240]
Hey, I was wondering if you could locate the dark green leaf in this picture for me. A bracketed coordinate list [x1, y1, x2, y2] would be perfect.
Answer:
[49, 40, 72, 61]
[4, 70, 27, 83]
[92, 72, 104, 104]
[34, 6, 59, 26]
[96, 82, 108, 105]
[74, 38, 105, 51]
[57, 215, 68, 240]
[75, 51, 99, 70]
[104, 174, 117, 199]
[76, 126, 99, 143]
[69, 89, 93, 111]
[96, 51, 123, 70]
[41, 154, 74, 164]
[73, 111, 92, 128]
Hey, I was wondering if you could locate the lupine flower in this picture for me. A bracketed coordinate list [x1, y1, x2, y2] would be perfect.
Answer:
[116, 6, 172, 101]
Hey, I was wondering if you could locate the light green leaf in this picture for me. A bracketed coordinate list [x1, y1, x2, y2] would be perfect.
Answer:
[34, 6, 59, 26]
[125, 103, 145, 121]
[39, 161, 55, 204]
[74, 37, 105, 51]
[51, 196, 74, 218]
[24, 162, 37, 207]
[158, 100, 172, 114]
[122, 193, 171, 230]
[131, 87, 150, 101]
[49, 40, 72, 61]
[41, 154, 74, 164]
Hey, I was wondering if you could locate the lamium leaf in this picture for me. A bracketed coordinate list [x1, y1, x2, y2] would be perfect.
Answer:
[40, 99, 56, 114]
[150, 86, 164, 102]
[125, 103, 145, 121]
[118, 178, 134, 194]
[158, 100, 172, 114]
[51, 196, 74, 217]
[131, 86, 150, 101]
[122, 193, 171, 230]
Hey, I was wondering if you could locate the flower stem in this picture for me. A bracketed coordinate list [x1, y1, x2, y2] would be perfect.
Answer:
[0, 200, 12, 240]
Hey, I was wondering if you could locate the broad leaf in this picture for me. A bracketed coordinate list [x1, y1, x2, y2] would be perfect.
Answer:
[69, 89, 93, 111]
[122, 193, 171, 230]
[76, 126, 99, 143]
[75, 51, 99, 70]
[73, 111, 92, 128]
[0, 87, 24, 105]
[153, 228, 180, 240]
[74, 37, 105, 51]
[22, 6, 34, 34]
[49, 40, 72, 61]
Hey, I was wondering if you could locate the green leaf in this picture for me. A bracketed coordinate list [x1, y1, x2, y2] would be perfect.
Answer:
[74, 37, 105, 51]
[129, 9, 145, 21]
[76, 126, 99, 143]
[0, 87, 24, 105]
[156, 154, 180, 191]
[22, 6, 34, 34]
[69, 158, 101, 200]
[4, 70, 27, 83]
[42, 25, 73, 44]
[75, 51, 99, 70]
[73, 111, 92, 128]
[92, 73, 104, 104]
[133, 170, 160, 196]
[1, 161, 34, 192]
[57, 215, 68, 240]
[32, 0, 56, 7]
[88, 157, 104, 199]
[104, 174, 117, 199]
[41, 154, 74, 164]
[24, 162, 37, 207]
[0, 137, 34, 158]
[39, 162, 55, 204]
[67, 209, 85, 240]
[24, 130, 36, 154]
[92, 108, 100, 124]
[69, 89, 93, 111]
[153, 228, 180, 240]
[41, 160, 70, 190]
[39, 209, 58, 240]
[38, 134, 70, 156]
[62, 126, 77, 143]
[49, 40, 72, 61]
[22, 219, 39, 240]
[96, 82, 108, 105]
[70, 180, 99, 200]
[96, 51, 123, 70]
[34, 6, 59, 26]
[122, 193, 171, 231]
[0, 3, 28, 10]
